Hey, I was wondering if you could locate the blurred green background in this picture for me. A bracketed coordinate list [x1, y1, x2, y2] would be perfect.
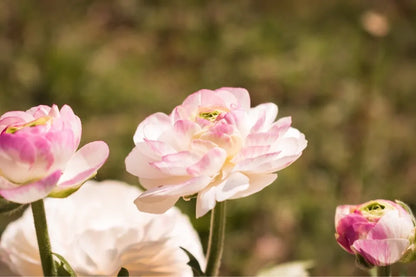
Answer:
[1, 0, 416, 275]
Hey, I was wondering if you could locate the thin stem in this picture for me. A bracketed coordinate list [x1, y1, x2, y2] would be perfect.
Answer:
[376, 265, 391, 277]
[205, 201, 226, 276]
[31, 199, 57, 276]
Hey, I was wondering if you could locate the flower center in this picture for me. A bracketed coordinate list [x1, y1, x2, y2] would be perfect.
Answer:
[199, 110, 221, 122]
[5, 116, 52, 134]
[359, 200, 394, 221]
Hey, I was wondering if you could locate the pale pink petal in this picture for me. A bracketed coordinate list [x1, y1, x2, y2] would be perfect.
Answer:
[215, 172, 250, 201]
[0, 170, 62, 203]
[125, 145, 169, 180]
[45, 130, 77, 169]
[352, 238, 410, 266]
[216, 87, 250, 110]
[245, 117, 292, 147]
[0, 134, 51, 184]
[26, 105, 51, 118]
[0, 111, 34, 122]
[237, 145, 272, 160]
[180, 87, 249, 114]
[133, 113, 172, 144]
[58, 105, 82, 147]
[229, 173, 277, 199]
[56, 141, 109, 188]
[151, 151, 200, 176]
[187, 148, 227, 177]
[190, 139, 218, 155]
[144, 139, 176, 157]
[235, 152, 300, 173]
[161, 120, 201, 150]
[196, 186, 217, 218]
[248, 103, 278, 133]
[138, 176, 191, 189]
[335, 205, 355, 227]
[135, 176, 212, 214]
[272, 136, 307, 159]
[368, 210, 415, 240]
[0, 112, 34, 132]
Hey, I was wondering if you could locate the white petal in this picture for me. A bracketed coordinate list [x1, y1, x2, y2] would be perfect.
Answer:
[215, 172, 250, 201]
[133, 113, 172, 144]
[229, 173, 277, 199]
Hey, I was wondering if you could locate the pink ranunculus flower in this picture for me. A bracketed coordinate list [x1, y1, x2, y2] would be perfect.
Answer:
[0, 104, 109, 203]
[335, 199, 416, 267]
[125, 87, 307, 217]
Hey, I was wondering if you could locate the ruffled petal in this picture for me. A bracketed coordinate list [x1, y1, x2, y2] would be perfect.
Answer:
[125, 145, 170, 181]
[352, 238, 410, 266]
[215, 172, 250, 201]
[229, 173, 277, 199]
[55, 141, 109, 189]
[368, 210, 415, 240]
[135, 176, 212, 214]
[0, 170, 62, 203]
[0, 134, 53, 184]
[196, 186, 217, 218]
[151, 151, 200, 176]
[133, 113, 172, 144]
[187, 148, 227, 177]
[248, 103, 278, 133]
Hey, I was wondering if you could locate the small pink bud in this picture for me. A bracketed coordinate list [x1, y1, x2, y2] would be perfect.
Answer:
[335, 199, 416, 267]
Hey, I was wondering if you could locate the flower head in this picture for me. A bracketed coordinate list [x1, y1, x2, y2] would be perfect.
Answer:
[126, 87, 307, 217]
[0, 180, 205, 276]
[0, 104, 109, 203]
[335, 199, 416, 267]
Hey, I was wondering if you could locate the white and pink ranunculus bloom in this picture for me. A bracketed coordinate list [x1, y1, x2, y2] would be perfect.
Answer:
[0, 104, 109, 203]
[126, 87, 307, 217]
[335, 199, 416, 267]
[0, 180, 205, 276]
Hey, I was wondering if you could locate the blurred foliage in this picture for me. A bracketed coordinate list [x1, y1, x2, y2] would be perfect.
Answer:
[0, 0, 416, 275]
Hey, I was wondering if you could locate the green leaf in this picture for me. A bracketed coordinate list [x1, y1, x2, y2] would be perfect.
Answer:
[52, 252, 77, 277]
[117, 267, 129, 276]
[180, 247, 206, 276]
[0, 198, 27, 214]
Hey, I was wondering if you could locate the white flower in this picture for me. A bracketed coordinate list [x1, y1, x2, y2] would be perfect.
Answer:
[0, 180, 205, 276]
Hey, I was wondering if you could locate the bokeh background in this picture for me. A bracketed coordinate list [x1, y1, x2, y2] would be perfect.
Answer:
[1, 0, 416, 275]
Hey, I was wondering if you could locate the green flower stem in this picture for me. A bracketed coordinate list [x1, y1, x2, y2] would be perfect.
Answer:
[31, 199, 57, 276]
[205, 201, 226, 276]
[376, 265, 391, 277]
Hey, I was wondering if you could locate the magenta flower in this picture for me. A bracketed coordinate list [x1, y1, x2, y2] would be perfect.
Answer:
[0, 104, 109, 203]
[335, 199, 416, 267]
[126, 87, 307, 217]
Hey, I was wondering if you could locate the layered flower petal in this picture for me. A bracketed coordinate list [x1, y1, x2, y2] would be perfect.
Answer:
[0, 170, 62, 204]
[352, 238, 410, 266]
[50, 141, 110, 197]
[135, 176, 212, 214]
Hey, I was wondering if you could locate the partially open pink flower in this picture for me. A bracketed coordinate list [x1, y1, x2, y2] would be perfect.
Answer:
[126, 87, 307, 217]
[0, 104, 109, 203]
[335, 199, 416, 267]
